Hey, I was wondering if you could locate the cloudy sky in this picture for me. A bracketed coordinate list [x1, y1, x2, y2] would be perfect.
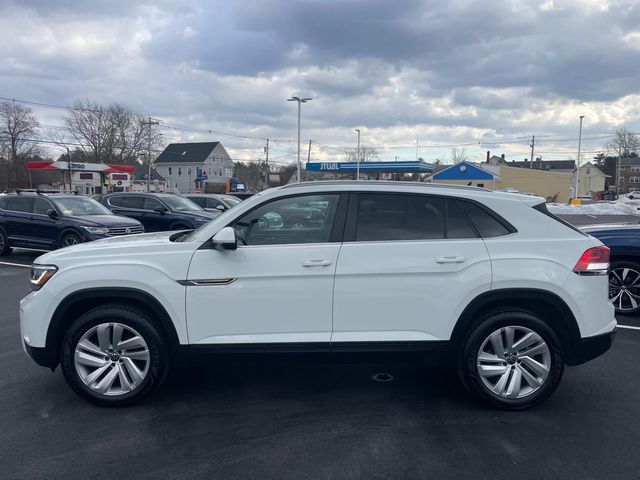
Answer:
[1, 0, 639, 165]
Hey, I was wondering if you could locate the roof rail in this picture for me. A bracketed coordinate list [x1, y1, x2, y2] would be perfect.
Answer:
[279, 180, 491, 192]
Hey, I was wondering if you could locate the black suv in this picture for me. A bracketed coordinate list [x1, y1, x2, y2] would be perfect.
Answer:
[100, 192, 217, 232]
[0, 191, 143, 255]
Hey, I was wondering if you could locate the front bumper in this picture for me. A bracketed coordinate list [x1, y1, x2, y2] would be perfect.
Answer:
[567, 328, 616, 366]
[23, 341, 57, 369]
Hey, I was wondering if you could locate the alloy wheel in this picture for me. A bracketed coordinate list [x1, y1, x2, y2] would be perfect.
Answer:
[74, 322, 150, 396]
[609, 267, 640, 312]
[64, 236, 79, 246]
[476, 326, 551, 399]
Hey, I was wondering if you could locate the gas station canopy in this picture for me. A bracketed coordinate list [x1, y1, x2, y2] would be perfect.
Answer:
[25, 161, 134, 174]
[305, 160, 434, 173]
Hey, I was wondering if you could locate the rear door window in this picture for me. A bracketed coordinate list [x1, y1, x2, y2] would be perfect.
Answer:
[355, 194, 445, 241]
[120, 196, 145, 210]
[107, 196, 123, 207]
[446, 200, 477, 239]
[5, 197, 34, 213]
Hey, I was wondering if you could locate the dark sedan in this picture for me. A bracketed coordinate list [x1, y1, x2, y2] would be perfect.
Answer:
[582, 223, 640, 314]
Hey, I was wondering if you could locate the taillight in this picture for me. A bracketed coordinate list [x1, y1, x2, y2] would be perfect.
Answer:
[573, 246, 609, 274]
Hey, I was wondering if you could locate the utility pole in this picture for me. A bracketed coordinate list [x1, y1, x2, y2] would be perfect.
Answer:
[355, 129, 361, 180]
[142, 117, 160, 192]
[264, 138, 269, 190]
[306, 139, 312, 181]
[66, 146, 72, 192]
[529, 135, 535, 169]
[574, 115, 584, 199]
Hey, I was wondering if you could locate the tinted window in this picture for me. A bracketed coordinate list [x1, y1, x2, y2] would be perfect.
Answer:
[446, 200, 477, 239]
[143, 197, 164, 210]
[54, 197, 112, 216]
[356, 194, 445, 241]
[33, 198, 54, 215]
[188, 197, 206, 208]
[120, 196, 145, 209]
[0, 198, 8, 209]
[107, 196, 123, 207]
[206, 198, 225, 209]
[460, 201, 511, 238]
[5, 197, 34, 213]
[233, 194, 339, 246]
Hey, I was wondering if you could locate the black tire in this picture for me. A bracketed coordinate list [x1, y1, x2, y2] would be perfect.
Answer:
[458, 311, 564, 410]
[0, 228, 12, 256]
[608, 260, 640, 315]
[58, 231, 81, 249]
[60, 304, 169, 407]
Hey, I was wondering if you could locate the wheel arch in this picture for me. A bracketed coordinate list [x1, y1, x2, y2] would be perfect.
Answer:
[43, 287, 180, 369]
[57, 227, 83, 244]
[450, 288, 582, 364]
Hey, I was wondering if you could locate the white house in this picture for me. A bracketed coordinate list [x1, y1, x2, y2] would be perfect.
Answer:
[154, 142, 234, 193]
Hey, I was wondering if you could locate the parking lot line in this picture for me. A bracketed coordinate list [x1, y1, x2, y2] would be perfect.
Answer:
[0, 261, 30, 268]
[618, 324, 640, 331]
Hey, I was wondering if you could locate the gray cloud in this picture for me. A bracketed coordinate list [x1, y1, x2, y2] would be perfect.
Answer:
[0, 0, 639, 163]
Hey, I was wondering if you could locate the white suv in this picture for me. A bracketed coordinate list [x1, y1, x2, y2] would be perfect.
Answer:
[20, 182, 616, 409]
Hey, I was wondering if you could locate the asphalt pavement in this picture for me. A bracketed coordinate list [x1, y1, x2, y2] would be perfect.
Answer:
[557, 213, 640, 227]
[1, 262, 640, 479]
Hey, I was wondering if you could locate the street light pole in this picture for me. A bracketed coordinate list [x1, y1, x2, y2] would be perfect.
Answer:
[287, 96, 312, 182]
[574, 115, 584, 199]
[355, 129, 361, 180]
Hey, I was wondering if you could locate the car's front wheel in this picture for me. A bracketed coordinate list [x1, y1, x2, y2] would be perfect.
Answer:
[458, 311, 564, 410]
[59, 232, 81, 248]
[60, 305, 169, 406]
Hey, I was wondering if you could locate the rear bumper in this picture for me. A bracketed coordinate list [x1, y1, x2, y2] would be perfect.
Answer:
[567, 328, 616, 366]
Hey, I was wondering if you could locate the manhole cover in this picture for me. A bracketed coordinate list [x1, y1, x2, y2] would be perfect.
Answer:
[371, 373, 394, 382]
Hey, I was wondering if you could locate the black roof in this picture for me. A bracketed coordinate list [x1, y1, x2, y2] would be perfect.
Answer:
[133, 164, 166, 182]
[620, 157, 640, 166]
[154, 142, 220, 164]
[508, 160, 575, 170]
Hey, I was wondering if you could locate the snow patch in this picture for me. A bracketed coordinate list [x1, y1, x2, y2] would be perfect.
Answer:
[548, 202, 640, 215]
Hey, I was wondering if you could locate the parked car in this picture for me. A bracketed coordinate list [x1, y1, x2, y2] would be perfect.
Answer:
[627, 191, 640, 200]
[581, 223, 640, 314]
[21, 182, 615, 409]
[0, 191, 143, 254]
[183, 193, 241, 214]
[99, 192, 218, 232]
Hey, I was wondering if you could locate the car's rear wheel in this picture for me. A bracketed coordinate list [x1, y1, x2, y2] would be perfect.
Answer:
[60, 305, 169, 406]
[458, 311, 564, 410]
[0, 229, 12, 256]
[608, 260, 640, 315]
[59, 232, 81, 248]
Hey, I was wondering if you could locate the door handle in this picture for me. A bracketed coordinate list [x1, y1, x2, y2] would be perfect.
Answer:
[302, 259, 333, 267]
[435, 256, 466, 264]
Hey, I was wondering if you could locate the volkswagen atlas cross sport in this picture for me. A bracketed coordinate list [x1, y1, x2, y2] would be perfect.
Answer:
[20, 181, 616, 409]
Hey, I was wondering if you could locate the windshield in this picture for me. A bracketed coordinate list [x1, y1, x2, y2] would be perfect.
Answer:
[221, 196, 241, 206]
[53, 197, 113, 216]
[162, 196, 204, 212]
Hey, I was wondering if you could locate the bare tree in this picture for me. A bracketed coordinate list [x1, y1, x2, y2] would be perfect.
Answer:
[606, 128, 640, 158]
[450, 147, 468, 164]
[0, 101, 40, 188]
[344, 145, 379, 162]
[64, 99, 150, 164]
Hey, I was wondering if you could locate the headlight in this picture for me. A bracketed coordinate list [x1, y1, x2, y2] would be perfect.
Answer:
[82, 226, 109, 235]
[30, 265, 58, 291]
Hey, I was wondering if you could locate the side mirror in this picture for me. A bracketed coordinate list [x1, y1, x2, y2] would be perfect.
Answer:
[211, 226, 237, 251]
[46, 209, 58, 219]
[215, 204, 226, 211]
[154, 205, 168, 214]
